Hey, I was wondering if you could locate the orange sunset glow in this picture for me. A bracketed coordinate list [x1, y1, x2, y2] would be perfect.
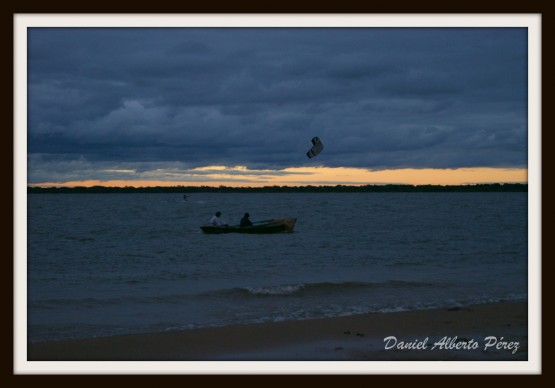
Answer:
[28, 166, 527, 188]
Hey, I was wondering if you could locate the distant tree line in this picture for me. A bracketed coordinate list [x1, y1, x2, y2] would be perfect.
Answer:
[28, 183, 527, 194]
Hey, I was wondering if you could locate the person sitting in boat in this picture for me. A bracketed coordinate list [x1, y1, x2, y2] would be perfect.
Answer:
[240, 213, 253, 227]
[209, 211, 225, 226]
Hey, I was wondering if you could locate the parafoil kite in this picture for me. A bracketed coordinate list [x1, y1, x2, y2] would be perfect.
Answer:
[306, 137, 324, 159]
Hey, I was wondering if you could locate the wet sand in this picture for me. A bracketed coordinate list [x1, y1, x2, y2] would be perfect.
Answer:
[27, 301, 528, 361]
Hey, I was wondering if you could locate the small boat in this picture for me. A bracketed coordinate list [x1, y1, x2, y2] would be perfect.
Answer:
[201, 217, 296, 234]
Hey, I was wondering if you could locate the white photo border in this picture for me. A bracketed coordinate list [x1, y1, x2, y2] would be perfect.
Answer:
[14, 13, 542, 375]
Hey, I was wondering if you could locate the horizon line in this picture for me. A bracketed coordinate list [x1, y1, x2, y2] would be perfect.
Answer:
[28, 182, 528, 189]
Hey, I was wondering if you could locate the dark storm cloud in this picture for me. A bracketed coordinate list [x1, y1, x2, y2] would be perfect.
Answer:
[27, 27, 528, 182]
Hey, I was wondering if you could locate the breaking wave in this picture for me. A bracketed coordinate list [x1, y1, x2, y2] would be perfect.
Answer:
[206, 280, 439, 298]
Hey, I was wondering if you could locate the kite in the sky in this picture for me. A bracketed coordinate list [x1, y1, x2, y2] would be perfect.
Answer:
[306, 137, 324, 158]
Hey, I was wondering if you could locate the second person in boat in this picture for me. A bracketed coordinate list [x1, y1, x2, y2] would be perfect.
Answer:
[240, 212, 253, 227]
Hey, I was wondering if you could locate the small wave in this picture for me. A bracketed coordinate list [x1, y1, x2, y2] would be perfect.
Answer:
[373, 293, 529, 314]
[64, 236, 96, 242]
[244, 284, 305, 295]
[204, 280, 438, 298]
[29, 297, 123, 310]
[386, 261, 426, 267]
[29, 293, 195, 310]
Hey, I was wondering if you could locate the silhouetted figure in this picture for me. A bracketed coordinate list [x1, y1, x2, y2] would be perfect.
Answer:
[240, 213, 253, 227]
[209, 211, 224, 226]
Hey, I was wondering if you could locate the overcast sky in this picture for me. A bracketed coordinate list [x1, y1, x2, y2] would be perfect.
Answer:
[27, 27, 528, 185]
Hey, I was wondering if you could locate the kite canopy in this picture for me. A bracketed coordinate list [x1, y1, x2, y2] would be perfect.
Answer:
[306, 137, 324, 158]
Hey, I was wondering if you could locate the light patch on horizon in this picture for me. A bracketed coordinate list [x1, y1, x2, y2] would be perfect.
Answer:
[28, 165, 527, 188]
[102, 169, 136, 174]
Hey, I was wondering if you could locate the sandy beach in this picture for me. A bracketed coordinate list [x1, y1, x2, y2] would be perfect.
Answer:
[27, 301, 528, 361]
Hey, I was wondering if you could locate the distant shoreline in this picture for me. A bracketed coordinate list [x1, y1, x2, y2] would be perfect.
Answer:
[27, 183, 527, 194]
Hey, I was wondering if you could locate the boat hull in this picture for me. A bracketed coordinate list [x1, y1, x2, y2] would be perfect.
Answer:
[200, 218, 296, 234]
